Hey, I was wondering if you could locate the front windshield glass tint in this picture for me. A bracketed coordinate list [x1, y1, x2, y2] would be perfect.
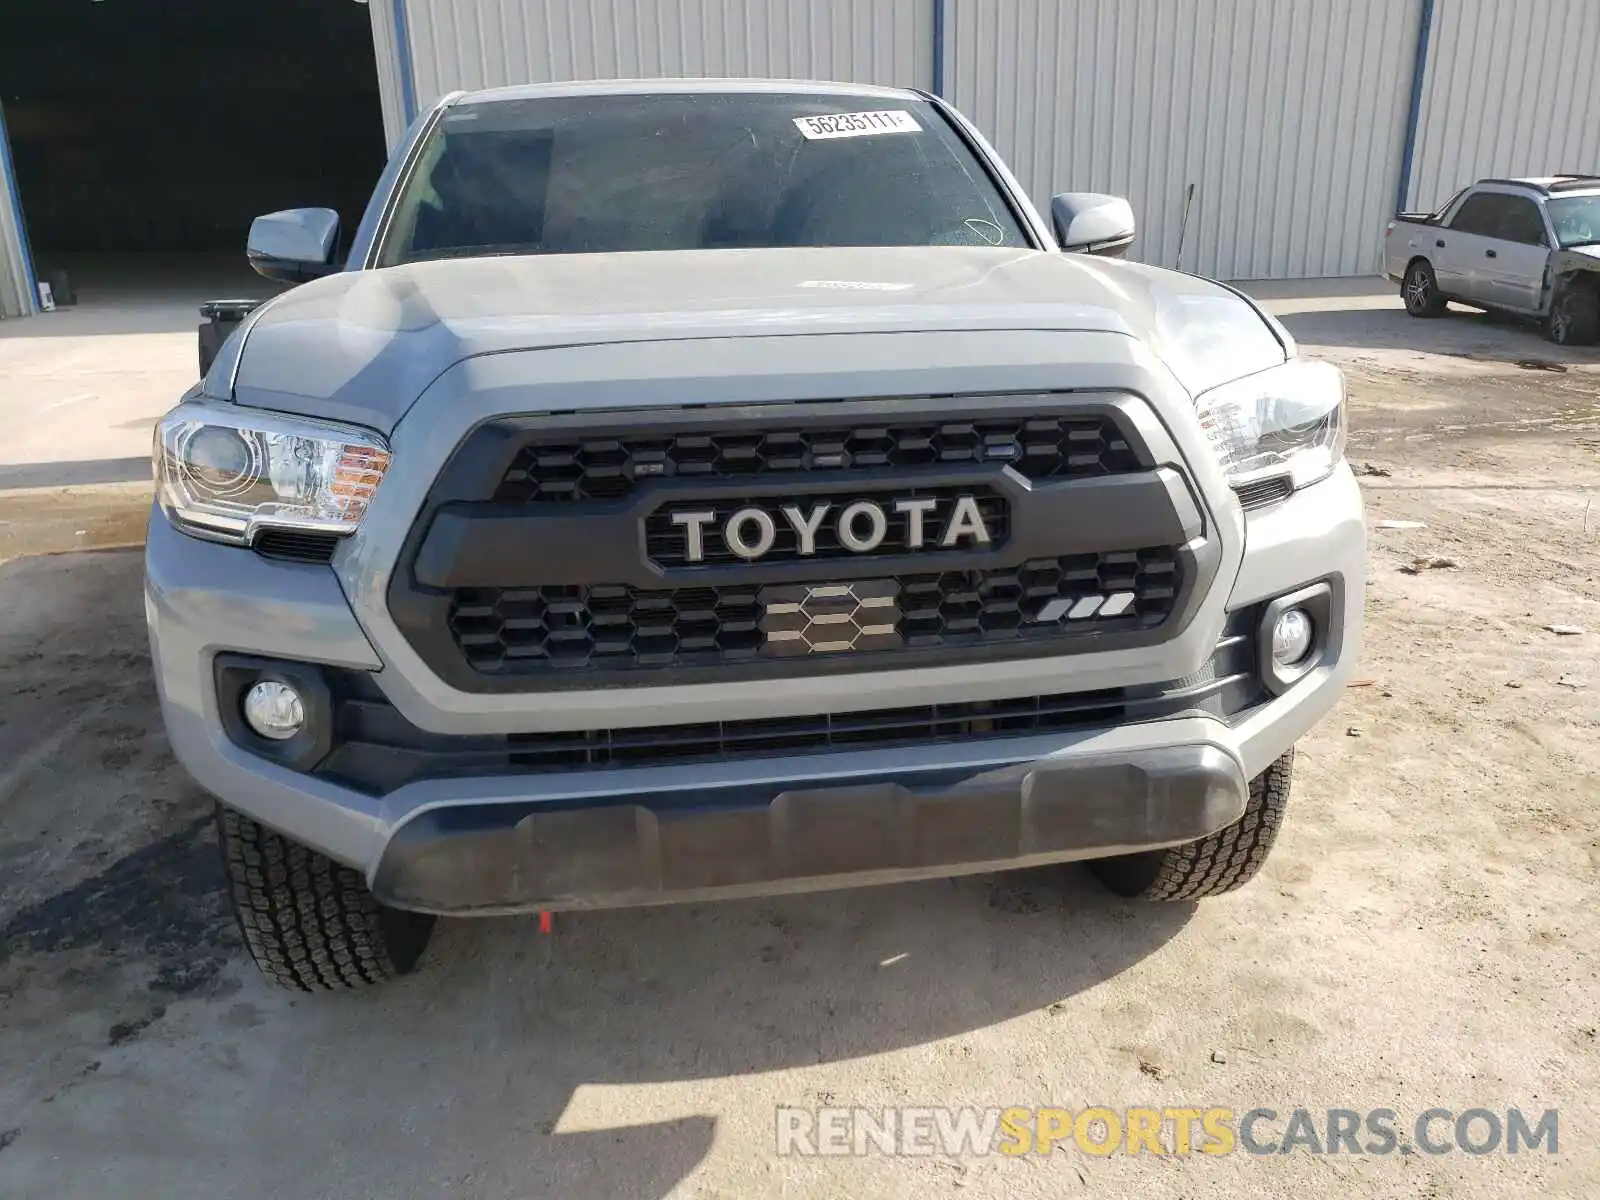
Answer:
[378, 92, 1029, 265]
[1547, 194, 1600, 248]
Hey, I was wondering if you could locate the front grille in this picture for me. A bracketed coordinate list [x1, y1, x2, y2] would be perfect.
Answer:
[494, 414, 1141, 504]
[391, 396, 1213, 692]
[447, 548, 1180, 675]
[645, 486, 1011, 567]
[314, 610, 1263, 796]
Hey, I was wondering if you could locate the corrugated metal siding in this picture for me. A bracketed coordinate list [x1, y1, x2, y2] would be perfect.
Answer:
[0, 211, 26, 318]
[948, 0, 1421, 279]
[1406, 0, 1600, 211]
[402, 0, 932, 110]
[0, 101, 34, 318]
[369, 0, 412, 149]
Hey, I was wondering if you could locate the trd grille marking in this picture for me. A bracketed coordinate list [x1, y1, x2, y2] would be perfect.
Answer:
[1034, 592, 1137, 623]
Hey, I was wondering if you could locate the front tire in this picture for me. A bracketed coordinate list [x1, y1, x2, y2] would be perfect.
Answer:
[217, 805, 435, 991]
[1402, 260, 1447, 317]
[1546, 279, 1600, 346]
[1089, 750, 1294, 901]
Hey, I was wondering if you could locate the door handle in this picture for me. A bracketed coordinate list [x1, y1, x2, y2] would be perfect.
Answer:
[1486, 249, 1497, 258]
[1435, 239, 1446, 247]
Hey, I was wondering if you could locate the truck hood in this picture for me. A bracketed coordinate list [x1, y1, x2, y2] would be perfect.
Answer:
[226, 247, 1287, 433]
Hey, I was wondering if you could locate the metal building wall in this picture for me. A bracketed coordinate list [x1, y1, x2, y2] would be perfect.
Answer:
[396, 0, 932, 116]
[369, 0, 414, 148]
[1405, 0, 1600, 212]
[0, 101, 35, 319]
[946, 0, 1422, 279]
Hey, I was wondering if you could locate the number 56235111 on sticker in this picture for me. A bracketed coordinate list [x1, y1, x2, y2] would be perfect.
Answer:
[793, 109, 921, 139]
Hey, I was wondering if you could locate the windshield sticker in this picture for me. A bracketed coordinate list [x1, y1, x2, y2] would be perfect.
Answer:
[793, 110, 921, 140]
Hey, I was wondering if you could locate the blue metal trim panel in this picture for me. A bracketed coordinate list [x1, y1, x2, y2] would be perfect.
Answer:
[392, 0, 419, 124]
[0, 99, 38, 316]
[1395, 0, 1436, 213]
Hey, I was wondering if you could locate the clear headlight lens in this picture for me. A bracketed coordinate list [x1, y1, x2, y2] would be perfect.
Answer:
[154, 402, 390, 543]
[1194, 358, 1346, 490]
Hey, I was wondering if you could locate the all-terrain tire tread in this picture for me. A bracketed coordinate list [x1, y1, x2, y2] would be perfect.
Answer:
[216, 805, 427, 991]
[1096, 750, 1294, 902]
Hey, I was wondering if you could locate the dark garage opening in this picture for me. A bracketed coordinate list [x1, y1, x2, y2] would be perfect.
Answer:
[0, 0, 386, 309]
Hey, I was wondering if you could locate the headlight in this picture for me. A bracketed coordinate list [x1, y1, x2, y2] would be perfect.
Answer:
[154, 402, 390, 544]
[1194, 358, 1346, 490]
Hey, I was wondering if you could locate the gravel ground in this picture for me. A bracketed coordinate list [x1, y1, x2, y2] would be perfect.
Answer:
[0, 287, 1596, 1199]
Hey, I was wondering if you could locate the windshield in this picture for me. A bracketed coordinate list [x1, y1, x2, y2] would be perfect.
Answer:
[1547, 194, 1600, 248]
[377, 92, 1030, 266]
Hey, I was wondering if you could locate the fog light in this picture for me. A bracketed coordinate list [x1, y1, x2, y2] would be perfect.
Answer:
[242, 679, 305, 740]
[1271, 608, 1315, 668]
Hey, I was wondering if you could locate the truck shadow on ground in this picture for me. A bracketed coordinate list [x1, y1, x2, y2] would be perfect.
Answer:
[4, 824, 1194, 1198]
[0, 548, 1195, 1199]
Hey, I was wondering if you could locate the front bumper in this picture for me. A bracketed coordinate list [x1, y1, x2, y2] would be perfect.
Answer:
[145, 457, 1364, 913]
[372, 740, 1245, 913]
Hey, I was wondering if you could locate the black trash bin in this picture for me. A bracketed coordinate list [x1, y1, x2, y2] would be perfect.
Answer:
[198, 299, 263, 377]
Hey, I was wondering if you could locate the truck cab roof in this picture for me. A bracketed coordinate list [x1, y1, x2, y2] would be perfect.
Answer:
[452, 78, 922, 106]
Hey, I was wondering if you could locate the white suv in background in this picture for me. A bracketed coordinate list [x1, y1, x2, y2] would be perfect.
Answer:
[1385, 175, 1600, 345]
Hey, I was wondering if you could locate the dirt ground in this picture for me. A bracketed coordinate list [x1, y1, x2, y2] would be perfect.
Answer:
[0, 288, 1596, 1199]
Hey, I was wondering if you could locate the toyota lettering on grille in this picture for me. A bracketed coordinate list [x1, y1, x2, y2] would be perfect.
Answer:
[668, 496, 992, 564]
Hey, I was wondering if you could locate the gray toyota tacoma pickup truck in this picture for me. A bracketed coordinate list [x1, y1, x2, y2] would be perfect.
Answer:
[149, 80, 1364, 990]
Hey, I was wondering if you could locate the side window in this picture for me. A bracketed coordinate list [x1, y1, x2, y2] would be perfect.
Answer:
[1496, 197, 1547, 246]
[1449, 193, 1507, 235]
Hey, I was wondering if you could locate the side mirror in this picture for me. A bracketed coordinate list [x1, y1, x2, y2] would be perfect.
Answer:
[1049, 193, 1136, 257]
[247, 208, 341, 284]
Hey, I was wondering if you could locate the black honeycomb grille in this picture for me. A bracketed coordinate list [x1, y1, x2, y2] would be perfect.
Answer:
[493, 414, 1140, 504]
[447, 548, 1180, 675]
